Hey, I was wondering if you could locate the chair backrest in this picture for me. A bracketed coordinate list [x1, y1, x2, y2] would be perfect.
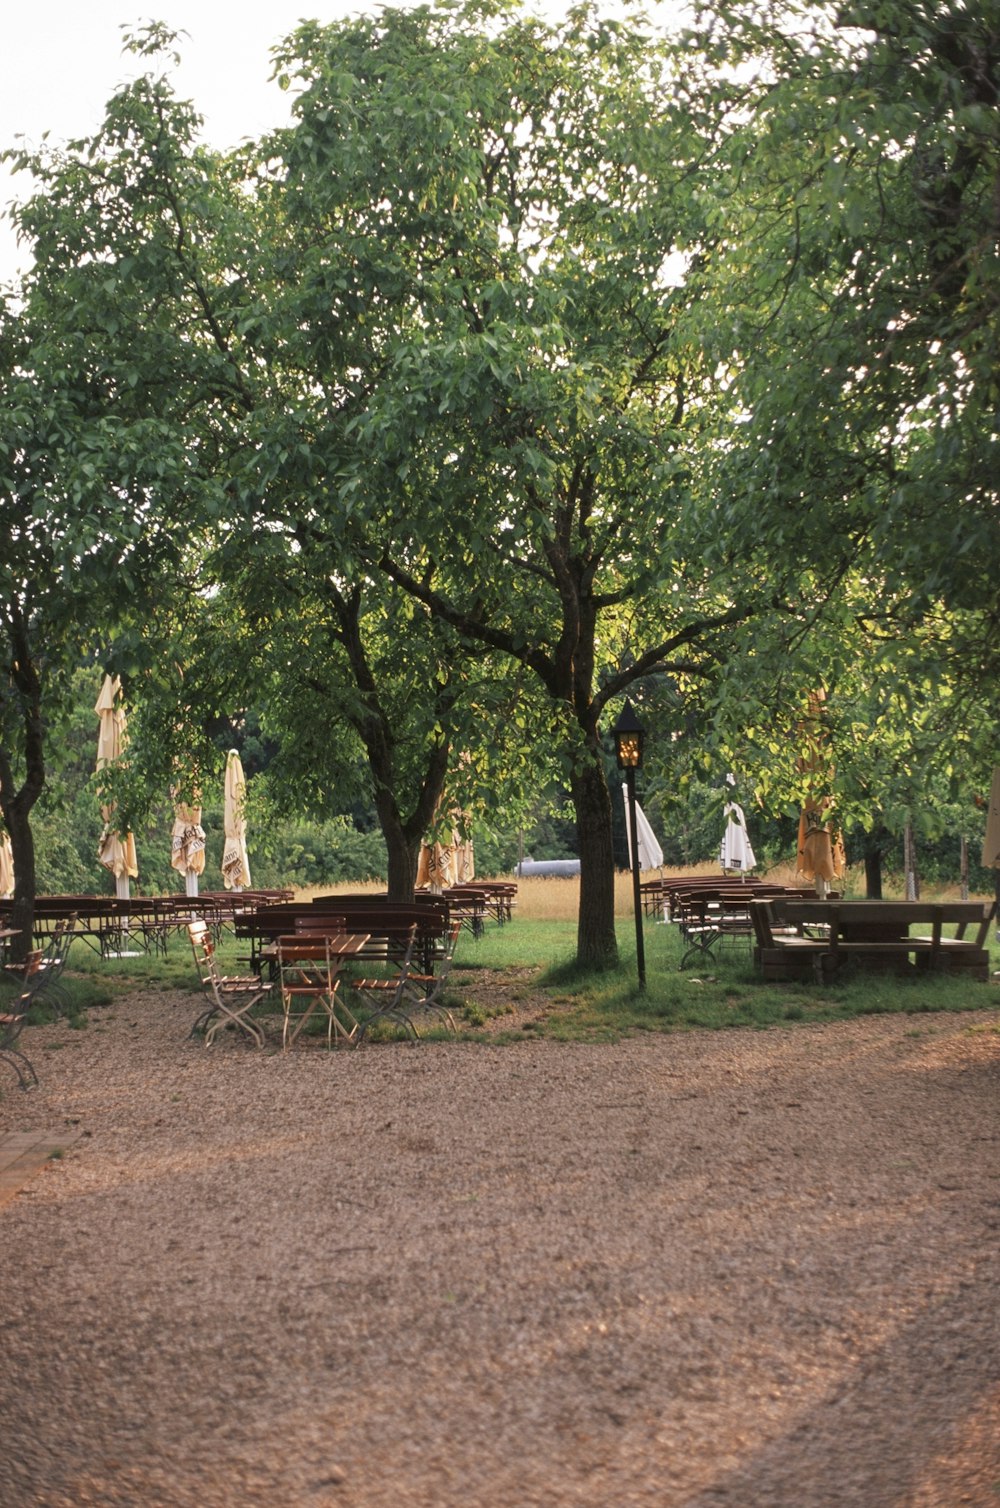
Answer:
[8, 949, 47, 1013]
[188, 919, 223, 1001]
[277, 934, 339, 991]
[440, 918, 462, 964]
[44, 914, 78, 972]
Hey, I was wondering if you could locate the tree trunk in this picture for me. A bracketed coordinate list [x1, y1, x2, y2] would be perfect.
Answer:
[3, 799, 37, 965]
[570, 747, 618, 971]
[863, 847, 883, 900]
[383, 824, 422, 900]
[0, 654, 45, 965]
[857, 823, 892, 900]
[367, 741, 449, 902]
[903, 822, 919, 899]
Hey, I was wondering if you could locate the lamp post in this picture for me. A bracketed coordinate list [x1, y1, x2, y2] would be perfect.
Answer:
[612, 699, 646, 991]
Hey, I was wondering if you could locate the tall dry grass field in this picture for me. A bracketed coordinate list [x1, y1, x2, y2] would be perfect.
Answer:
[294, 863, 994, 920]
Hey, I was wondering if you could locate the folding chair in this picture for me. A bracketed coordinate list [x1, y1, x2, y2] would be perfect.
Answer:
[188, 919, 269, 1047]
[4, 915, 77, 1015]
[0, 950, 46, 1088]
[355, 920, 462, 1041]
[276, 934, 361, 1050]
[353, 924, 423, 1042]
[398, 918, 462, 1035]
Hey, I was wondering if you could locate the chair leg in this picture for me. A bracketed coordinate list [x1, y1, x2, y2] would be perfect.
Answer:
[1, 1039, 38, 1090]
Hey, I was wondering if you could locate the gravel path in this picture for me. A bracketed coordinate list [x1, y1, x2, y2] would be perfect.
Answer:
[1, 991, 999, 1507]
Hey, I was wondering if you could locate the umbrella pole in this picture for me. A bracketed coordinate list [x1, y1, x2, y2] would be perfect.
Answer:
[186, 869, 199, 898]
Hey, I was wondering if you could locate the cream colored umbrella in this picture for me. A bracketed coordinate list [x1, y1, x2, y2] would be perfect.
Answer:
[95, 674, 138, 899]
[0, 830, 13, 898]
[721, 802, 756, 874]
[795, 691, 845, 897]
[981, 767, 1000, 870]
[221, 750, 251, 891]
[416, 788, 475, 892]
[623, 784, 664, 871]
[455, 827, 475, 884]
[170, 792, 206, 898]
[416, 830, 457, 893]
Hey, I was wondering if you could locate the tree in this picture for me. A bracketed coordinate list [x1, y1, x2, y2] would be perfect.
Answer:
[255, 0, 780, 966]
[8, 22, 564, 905]
[0, 286, 192, 953]
[672, 0, 1000, 769]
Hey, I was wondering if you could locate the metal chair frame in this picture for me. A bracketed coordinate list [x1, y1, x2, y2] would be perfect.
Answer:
[276, 934, 360, 1050]
[0, 949, 49, 1088]
[398, 918, 462, 1035]
[3, 915, 78, 1015]
[355, 920, 461, 1041]
[353, 925, 423, 1042]
[188, 919, 269, 1048]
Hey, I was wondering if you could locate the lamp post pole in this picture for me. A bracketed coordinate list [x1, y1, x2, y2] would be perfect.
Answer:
[612, 699, 646, 992]
[624, 764, 645, 990]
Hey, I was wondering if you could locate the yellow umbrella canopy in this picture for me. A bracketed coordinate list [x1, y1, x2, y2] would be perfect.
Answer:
[795, 691, 845, 894]
[981, 767, 1000, 870]
[416, 787, 474, 892]
[0, 830, 13, 897]
[796, 799, 847, 884]
[221, 750, 252, 890]
[95, 675, 138, 893]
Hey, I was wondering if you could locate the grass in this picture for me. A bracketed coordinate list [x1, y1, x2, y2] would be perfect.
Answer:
[43, 868, 1000, 1045]
[456, 912, 1000, 1041]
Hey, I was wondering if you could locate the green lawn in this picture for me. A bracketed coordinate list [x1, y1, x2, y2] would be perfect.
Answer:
[49, 914, 1000, 1044]
[450, 915, 1000, 1041]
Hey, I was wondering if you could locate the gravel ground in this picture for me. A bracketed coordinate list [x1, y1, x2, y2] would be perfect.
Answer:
[1, 987, 999, 1508]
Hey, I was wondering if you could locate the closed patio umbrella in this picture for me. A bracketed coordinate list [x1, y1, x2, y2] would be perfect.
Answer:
[221, 750, 251, 891]
[417, 782, 473, 892]
[623, 784, 664, 871]
[0, 830, 13, 897]
[417, 829, 457, 893]
[795, 691, 845, 897]
[170, 793, 206, 898]
[981, 766, 1000, 870]
[95, 674, 138, 899]
[796, 799, 846, 891]
[720, 800, 756, 874]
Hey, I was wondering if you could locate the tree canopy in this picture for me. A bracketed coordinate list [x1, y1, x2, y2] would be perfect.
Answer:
[2, 0, 997, 963]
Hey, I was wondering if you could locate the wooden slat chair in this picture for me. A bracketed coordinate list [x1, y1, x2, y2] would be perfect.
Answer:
[352, 925, 424, 1042]
[276, 933, 364, 1050]
[188, 919, 269, 1048]
[4, 915, 78, 1015]
[0, 949, 47, 1088]
[396, 917, 463, 1036]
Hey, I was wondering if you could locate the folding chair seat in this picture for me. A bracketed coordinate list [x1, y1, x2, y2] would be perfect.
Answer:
[188, 919, 269, 1047]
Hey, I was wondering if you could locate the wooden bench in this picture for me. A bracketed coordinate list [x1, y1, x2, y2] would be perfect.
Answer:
[751, 898, 995, 982]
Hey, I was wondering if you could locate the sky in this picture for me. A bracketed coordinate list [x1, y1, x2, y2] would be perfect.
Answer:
[1, 0, 688, 284]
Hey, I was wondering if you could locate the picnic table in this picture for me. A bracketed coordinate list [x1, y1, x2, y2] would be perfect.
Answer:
[751, 898, 995, 982]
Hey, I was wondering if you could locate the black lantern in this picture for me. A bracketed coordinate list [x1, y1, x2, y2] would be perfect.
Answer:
[612, 700, 644, 770]
[611, 699, 646, 989]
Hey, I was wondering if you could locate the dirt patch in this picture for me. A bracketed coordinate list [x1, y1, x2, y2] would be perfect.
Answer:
[1, 992, 998, 1507]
